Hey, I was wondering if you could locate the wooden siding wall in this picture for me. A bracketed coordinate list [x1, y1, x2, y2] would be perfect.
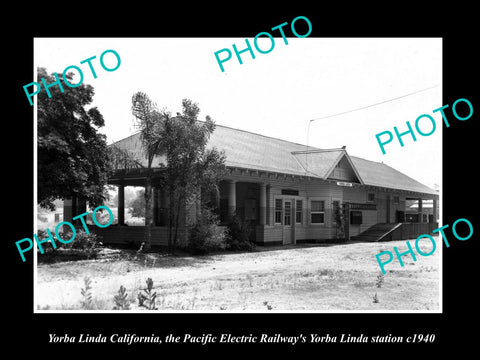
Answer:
[224, 172, 424, 244]
[349, 210, 377, 236]
[257, 225, 283, 244]
[375, 191, 406, 223]
[277, 179, 341, 242]
[222, 173, 344, 243]
[343, 187, 378, 236]
[92, 226, 187, 247]
[343, 186, 408, 231]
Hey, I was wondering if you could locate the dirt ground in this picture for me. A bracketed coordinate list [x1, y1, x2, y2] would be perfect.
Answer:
[35, 239, 441, 312]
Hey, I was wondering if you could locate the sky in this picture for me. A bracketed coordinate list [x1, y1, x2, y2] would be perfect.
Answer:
[34, 37, 442, 190]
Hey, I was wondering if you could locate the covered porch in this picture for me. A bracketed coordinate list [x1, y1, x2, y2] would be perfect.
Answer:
[63, 168, 272, 247]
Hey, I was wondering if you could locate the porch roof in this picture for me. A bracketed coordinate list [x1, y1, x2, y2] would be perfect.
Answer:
[110, 123, 438, 196]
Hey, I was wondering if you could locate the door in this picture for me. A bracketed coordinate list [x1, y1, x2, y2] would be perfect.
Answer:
[283, 199, 294, 244]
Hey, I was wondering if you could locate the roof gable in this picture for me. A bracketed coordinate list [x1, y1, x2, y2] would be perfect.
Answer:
[326, 151, 363, 184]
[291, 149, 363, 184]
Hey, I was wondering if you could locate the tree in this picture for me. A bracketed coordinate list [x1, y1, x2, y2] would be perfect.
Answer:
[158, 99, 226, 254]
[37, 67, 110, 211]
[128, 93, 226, 253]
[131, 92, 170, 248]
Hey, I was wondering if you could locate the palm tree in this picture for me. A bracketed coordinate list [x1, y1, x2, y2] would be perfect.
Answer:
[131, 92, 170, 249]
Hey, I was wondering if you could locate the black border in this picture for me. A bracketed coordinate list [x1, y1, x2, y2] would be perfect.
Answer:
[7, 5, 479, 355]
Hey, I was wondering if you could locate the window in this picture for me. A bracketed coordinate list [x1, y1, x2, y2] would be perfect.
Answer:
[284, 201, 292, 226]
[311, 200, 325, 224]
[274, 199, 282, 224]
[296, 200, 303, 224]
[350, 210, 363, 224]
[393, 195, 400, 204]
[367, 193, 375, 202]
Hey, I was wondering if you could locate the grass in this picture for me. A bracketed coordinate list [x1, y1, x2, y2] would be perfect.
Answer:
[36, 240, 440, 311]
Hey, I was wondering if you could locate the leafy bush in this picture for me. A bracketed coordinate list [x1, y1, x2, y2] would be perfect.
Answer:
[64, 230, 103, 259]
[80, 277, 93, 309]
[375, 273, 385, 288]
[35, 229, 58, 253]
[225, 215, 255, 251]
[71, 230, 102, 250]
[334, 203, 346, 241]
[36, 228, 102, 259]
[113, 285, 131, 310]
[188, 208, 228, 255]
[137, 278, 158, 310]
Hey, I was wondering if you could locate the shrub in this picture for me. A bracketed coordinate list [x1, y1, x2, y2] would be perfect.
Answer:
[334, 203, 346, 241]
[35, 229, 58, 253]
[375, 273, 385, 288]
[71, 230, 102, 249]
[64, 230, 103, 259]
[36, 228, 103, 259]
[137, 278, 158, 310]
[113, 285, 131, 310]
[188, 208, 228, 255]
[80, 277, 93, 309]
[225, 215, 255, 251]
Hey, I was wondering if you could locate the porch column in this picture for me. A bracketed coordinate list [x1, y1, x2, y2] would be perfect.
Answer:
[432, 198, 438, 223]
[63, 198, 74, 225]
[228, 180, 236, 217]
[259, 183, 267, 225]
[63, 194, 76, 232]
[418, 198, 423, 223]
[118, 184, 125, 225]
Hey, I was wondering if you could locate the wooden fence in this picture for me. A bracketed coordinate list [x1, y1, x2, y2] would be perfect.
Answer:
[390, 222, 439, 240]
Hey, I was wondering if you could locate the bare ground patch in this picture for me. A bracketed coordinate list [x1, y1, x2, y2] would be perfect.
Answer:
[36, 240, 441, 311]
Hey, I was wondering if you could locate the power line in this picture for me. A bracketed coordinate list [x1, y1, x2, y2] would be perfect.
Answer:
[308, 84, 439, 123]
[304, 84, 439, 174]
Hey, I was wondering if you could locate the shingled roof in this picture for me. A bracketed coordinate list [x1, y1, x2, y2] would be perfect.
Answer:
[111, 123, 437, 196]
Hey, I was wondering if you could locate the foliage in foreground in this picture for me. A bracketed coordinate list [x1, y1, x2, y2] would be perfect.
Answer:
[113, 285, 130, 310]
[225, 215, 255, 251]
[188, 208, 228, 255]
[137, 278, 158, 310]
[186, 209, 257, 255]
[127, 93, 227, 254]
[37, 67, 110, 211]
[36, 229, 103, 261]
